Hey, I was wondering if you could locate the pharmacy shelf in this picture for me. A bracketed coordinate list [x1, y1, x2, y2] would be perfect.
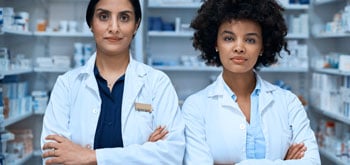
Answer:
[2, 29, 93, 37]
[3, 29, 32, 36]
[313, 32, 350, 38]
[34, 110, 45, 115]
[34, 31, 93, 37]
[33, 149, 42, 157]
[286, 33, 309, 39]
[34, 67, 72, 73]
[12, 152, 33, 165]
[148, 31, 193, 37]
[319, 147, 348, 165]
[313, 0, 345, 5]
[259, 67, 308, 73]
[153, 66, 308, 72]
[4, 111, 33, 127]
[283, 4, 309, 10]
[312, 68, 350, 76]
[154, 66, 221, 72]
[1, 69, 33, 79]
[311, 106, 350, 125]
[148, 2, 202, 8]
[148, 31, 308, 39]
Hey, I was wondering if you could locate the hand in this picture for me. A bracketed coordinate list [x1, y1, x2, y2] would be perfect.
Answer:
[284, 143, 307, 160]
[42, 135, 96, 165]
[148, 126, 168, 142]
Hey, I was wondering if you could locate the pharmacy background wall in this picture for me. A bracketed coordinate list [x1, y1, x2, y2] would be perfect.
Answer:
[1, 0, 350, 164]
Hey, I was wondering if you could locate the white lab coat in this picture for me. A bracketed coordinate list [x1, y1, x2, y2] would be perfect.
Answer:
[182, 73, 320, 165]
[41, 53, 185, 165]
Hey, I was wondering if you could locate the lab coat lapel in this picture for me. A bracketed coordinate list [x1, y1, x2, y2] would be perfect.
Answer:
[121, 58, 146, 132]
[81, 53, 100, 99]
[209, 73, 236, 109]
[258, 78, 275, 113]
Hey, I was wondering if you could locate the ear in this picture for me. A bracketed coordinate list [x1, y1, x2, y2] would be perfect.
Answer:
[135, 19, 141, 30]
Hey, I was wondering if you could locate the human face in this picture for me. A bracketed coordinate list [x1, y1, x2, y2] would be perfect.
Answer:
[216, 19, 263, 74]
[91, 0, 139, 56]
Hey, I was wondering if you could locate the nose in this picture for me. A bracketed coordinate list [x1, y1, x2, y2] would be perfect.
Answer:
[108, 18, 119, 33]
[233, 40, 245, 54]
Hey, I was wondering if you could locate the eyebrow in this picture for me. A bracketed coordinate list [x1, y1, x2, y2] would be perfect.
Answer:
[96, 8, 134, 15]
[221, 30, 261, 38]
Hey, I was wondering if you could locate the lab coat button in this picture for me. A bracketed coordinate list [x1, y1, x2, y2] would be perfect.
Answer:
[92, 108, 98, 114]
[240, 124, 245, 130]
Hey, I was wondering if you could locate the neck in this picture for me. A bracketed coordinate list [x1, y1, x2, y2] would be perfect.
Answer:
[96, 50, 129, 74]
[95, 51, 130, 90]
[223, 70, 256, 97]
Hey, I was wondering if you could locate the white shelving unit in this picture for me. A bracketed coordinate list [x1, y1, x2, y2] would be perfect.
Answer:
[309, 0, 350, 164]
[0, 0, 97, 164]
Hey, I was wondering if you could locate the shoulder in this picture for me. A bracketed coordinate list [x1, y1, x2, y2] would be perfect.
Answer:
[133, 61, 171, 82]
[260, 79, 300, 105]
[183, 82, 214, 108]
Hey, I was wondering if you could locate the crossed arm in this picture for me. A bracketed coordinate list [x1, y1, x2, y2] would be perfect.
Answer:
[42, 126, 168, 165]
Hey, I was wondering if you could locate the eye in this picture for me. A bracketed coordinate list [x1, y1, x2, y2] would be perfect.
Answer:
[223, 36, 234, 41]
[119, 14, 130, 22]
[246, 38, 256, 44]
[98, 13, 109, 21]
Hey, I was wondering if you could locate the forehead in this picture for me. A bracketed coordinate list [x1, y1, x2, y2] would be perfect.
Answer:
[95, 0, 134, 12]
[219, 19, 261, 33]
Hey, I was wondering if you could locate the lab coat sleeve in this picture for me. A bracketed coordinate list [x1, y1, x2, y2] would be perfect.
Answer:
[237, 92, 321, 165]
[95, 72, 185, 165]
[182, 94, 214, 165]
[40, 75, 72, 162]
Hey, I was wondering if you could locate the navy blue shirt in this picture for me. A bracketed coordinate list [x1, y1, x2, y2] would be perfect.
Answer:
[93, 65, 124, 149]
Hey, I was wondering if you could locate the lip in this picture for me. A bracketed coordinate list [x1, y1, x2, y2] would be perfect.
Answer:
[104, 36, 122, 42]
[230, 56, 247, 64]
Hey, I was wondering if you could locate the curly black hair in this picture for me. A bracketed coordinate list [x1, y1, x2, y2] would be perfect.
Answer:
[191, 0, 289, 69]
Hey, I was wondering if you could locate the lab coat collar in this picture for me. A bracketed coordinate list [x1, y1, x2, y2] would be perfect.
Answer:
[78, 52, 148, 132]
[208, 72, 278, 111]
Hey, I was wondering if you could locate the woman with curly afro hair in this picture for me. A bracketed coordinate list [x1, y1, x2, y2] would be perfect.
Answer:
[182, 0, 321, 164]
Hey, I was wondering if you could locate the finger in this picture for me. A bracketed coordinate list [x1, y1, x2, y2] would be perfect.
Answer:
[43, 142, 57, 150]
[45, 134, 66, 143]
[152, 129, 168, 141]
[45, 157, 62, 165]
[285, 143, 302, 159]
[288, 144, 303, 159]
[297, 151, 305, 159]
[42, 149, 56, 158]
[297, 146, 307, 159]
[148, 126, 165, 141]
[287, 143, 305, 159]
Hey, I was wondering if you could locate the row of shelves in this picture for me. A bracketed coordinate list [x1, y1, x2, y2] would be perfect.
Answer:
[5, 149, 42, 165]
[0, 66, 308, 80]
[319, 147, 349, 165]
[154, 66, 308, 72]
[0, 68, 71, 80]
[148, 30, 350, 38]
[148, 31, 310, 39]
[148, 2, 310, 10]
[4, 110, 44, 128]
[2, 29, 93, 37]
[3, 23, 350, 39]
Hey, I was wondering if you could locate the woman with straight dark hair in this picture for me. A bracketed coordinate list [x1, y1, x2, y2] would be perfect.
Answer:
[40, 0, 185, 164]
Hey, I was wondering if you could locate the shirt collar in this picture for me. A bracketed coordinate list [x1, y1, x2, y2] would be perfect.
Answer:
[223, 74, 261, 101]
[93, 64, 125, 82]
